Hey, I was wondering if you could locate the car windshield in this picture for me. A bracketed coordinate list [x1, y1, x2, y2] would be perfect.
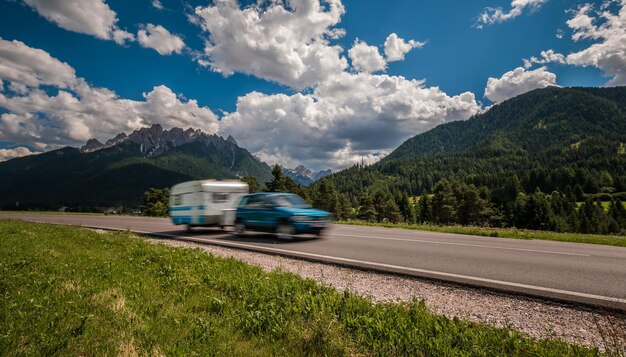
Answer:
[272, 194, 310, 208]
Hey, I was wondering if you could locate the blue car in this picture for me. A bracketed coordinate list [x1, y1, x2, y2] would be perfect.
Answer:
[234, 192, 331, 239]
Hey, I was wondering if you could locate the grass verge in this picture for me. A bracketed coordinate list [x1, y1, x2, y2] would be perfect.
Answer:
[337, 220, 626, 248]
[0, 220, 601, 356]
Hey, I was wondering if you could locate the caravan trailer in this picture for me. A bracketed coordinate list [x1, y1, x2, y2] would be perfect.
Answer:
[169, 180, 249, 231]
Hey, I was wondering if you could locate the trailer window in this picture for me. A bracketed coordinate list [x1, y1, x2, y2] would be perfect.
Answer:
[172, 195, 182, 205]
[213, 193, 229, 203]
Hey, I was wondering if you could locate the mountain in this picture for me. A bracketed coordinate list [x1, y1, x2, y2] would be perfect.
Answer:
[324, 86, 626, 199]
[282, 165, 332, 186]
[0, 124, 273, 209]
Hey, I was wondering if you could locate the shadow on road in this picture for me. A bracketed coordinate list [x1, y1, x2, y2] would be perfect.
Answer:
[151, 228, 321, 245]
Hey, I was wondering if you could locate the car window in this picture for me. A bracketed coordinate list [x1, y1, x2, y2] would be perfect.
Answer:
[272, 194, 310, 208]
[242, 195, 263, 208]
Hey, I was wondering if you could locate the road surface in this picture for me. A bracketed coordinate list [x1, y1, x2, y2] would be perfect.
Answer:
[2, 213, 625, 311]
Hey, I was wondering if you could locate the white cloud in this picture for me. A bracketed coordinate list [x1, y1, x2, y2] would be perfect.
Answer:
[484, 67, 557, 103]
[0, 147, 39, 162]
[556, 29, 565, 39]
[221, 72, 481, 170]
[523, 49, 566, 68]
[137, 24, 185, 55]
[21, 0, 134, 44]
[348, 40, 386, 73]
[152, 0, 164, 10]
[192, 0, 348, 90]
[522, 1, 626, 86]
[564, 1, 626, 85]
[0, 39, 77, 89]
[383, 33, 424, 62]
[0, 39, 218, 150]
[475, 0, 548, 28]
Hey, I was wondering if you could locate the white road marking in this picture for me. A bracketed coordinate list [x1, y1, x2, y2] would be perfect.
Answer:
[331, 233, 591, 257]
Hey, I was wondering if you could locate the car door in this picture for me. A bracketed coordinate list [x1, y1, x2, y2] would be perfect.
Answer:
[238, 195, 260, 227]
[255, 196, 282, 231]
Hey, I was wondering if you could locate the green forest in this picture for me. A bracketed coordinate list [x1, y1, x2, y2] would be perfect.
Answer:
[284, 87, 626, 235]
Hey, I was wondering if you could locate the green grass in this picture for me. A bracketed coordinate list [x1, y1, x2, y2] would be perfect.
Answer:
[337, 220, 626, 248]
[0, 221, 602, 356]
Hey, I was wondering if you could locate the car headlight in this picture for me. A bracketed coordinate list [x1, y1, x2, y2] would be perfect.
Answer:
[291, 215, 307, 222]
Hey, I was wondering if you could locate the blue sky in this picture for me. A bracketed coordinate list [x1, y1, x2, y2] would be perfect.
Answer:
[0, 0, 623, 169]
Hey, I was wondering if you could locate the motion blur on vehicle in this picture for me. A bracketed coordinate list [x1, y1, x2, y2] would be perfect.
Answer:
[169, 179, 249, 232]
[234, 192, 331, 240]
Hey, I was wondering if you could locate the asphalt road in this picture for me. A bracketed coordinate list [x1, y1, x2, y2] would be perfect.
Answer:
[2, 213, 626, 311]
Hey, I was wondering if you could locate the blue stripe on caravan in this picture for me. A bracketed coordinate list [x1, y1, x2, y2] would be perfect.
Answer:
[171, 216, 192, 225]
[169, 206, 192, 212]
[169, 205, 205, 212]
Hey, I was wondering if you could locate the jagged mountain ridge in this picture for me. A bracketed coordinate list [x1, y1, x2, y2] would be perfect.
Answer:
[0, 125, 273, 208]
[282, 165, 332, 186]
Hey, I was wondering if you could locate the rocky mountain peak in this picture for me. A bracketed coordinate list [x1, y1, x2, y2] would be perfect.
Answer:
[80, 138, 104, 153]
[226, 135, 238, 145]
[282, 165, 332, 186]
[79, 125, 235, 157]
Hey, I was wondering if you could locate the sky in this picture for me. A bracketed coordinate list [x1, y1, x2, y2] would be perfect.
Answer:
[0, 0, 624, 170]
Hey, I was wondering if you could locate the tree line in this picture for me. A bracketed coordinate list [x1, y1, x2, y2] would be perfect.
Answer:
[141, 164, 626, 235]
[266, 165, 626, 235]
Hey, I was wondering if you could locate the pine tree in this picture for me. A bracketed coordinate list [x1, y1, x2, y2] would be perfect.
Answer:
[336, 193, 353, 221]
[265, 165, 286, 192]
[397, 193, 413, 223]
[431, 179, 457, 224]
[608, 199, 626, 232]
[417, 195, 432, 223]
[357, 194, 376, 222]
[313, 179, 339, 213]
[241, 176, 260, 193]
[381, 198, 402, 223]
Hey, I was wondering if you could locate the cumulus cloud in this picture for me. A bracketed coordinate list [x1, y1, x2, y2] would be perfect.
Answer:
[0, 39, 77, 89]
[0, 147, 39, 162]
[189, 0, 480, 169]
[221, 72, 481, 170]
[137, 24, 185, 55]
[21, 0, 134, 44]
[348, 40, 386, 73]
[523, 49, 566, 68]
[484, 67, 557, 103]
[522, 1, 626, 86]
[151, 0, 164, 10]
[192, 0, 348, 90]
[0, 39, 218, 150]
[564, 1, 626, 85]
[475, 0, 548, 28]
[383, 33, 424, 62]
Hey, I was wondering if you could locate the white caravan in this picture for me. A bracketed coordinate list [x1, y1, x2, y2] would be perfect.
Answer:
[169, 180, 249, 231]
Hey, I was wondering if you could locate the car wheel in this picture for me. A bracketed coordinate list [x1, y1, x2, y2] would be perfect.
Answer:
[234, 222, 246, 237]
[276, 222, 295, 240]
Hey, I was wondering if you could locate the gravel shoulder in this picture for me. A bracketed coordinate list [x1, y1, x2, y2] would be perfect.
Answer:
[145, 235, 626, 352]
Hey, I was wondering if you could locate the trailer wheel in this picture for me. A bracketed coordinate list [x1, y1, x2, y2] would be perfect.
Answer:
[234, 222, 245, 237]
[186, 224, 193, 233]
